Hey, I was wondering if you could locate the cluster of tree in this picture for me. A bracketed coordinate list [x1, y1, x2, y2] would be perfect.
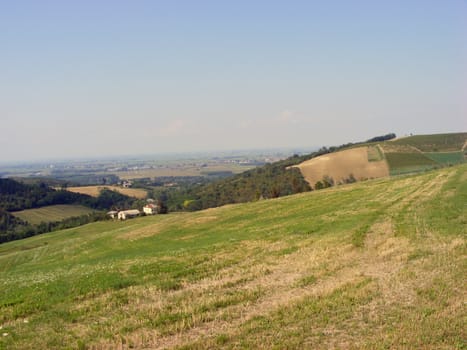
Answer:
[0, 209, 29, 242]
[93, 188, 137, 211]
[314, 174, 357, 190]
[366, 133, 396, 143]
[157, 154, 313, 211]
[132, 176, 211, 188]
[0, 179, 90, 211]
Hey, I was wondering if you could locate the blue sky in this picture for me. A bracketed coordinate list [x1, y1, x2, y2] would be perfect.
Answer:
[1, 0, 466, 161]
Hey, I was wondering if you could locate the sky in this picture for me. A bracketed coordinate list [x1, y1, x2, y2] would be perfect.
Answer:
[1, 0, 466, 162]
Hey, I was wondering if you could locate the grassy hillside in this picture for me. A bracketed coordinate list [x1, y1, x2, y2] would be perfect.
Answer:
[11, 205, 95, 225]
[293, 146, 389, 188]
[294, 132, 467, 181]
[384, 152, 437, 175]
[382, 133, 466, 175]
[390, 132, 467, 152]
[0, 165, 465, 349]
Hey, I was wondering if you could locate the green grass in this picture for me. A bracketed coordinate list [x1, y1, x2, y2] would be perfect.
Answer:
[424, 151, 465, 165]
[367, 145, 384, 162]
[10, 204, 95, 225]
[385, 152, 438, 175]
[381, 132, 466, 176]
[0, 165, 465, 349]
[390, 132, 467, 152]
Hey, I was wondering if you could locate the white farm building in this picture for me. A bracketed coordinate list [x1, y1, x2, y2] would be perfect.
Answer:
[117, 209, 140, 220]
[143, 203, 158, 215]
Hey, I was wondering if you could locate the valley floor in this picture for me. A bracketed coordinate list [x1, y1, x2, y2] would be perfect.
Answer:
[0, 165, 465, 349]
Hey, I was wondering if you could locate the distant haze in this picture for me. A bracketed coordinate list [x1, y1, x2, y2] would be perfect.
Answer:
[1, 1, 466, 162]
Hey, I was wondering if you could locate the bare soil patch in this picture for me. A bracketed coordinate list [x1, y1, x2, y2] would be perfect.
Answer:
[293, 147, 389, 188]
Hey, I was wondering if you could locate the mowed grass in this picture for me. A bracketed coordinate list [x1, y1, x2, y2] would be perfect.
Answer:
[425, 151, 465, 165]
[385, 152, 438, 175]
[10, 205, 95, 225]
[0, 165, 465, 349]
[66, 185, 147, 199]
[382, 133, 466, 175]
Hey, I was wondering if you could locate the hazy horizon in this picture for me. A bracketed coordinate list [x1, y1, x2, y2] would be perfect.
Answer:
[0, 144, 320, 166]
[1, 1, 466, 162]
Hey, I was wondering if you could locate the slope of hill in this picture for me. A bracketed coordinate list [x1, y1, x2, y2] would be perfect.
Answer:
[11, 205, 95, 225]
[382, 132, 467, 175]
[295, 132, 466, 187]
[162, 155, 313, 211]
[292, 146, 389, 187]
[0, 164, 465, 349]
[390, 132, 467, 152]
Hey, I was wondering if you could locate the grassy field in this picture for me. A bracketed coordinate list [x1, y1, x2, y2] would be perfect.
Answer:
[384, 152, 438, 175]
[10, 205, 95, 225]
[0, 164, 465, 349]
[425, 151, 465, 165]
[66, 186, 148, 199]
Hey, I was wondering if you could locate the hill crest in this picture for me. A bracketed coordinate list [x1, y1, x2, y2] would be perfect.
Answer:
[294, 132, 466, 188]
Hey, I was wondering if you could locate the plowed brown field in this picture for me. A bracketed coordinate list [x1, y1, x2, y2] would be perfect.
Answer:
[293, 146, 389, 188]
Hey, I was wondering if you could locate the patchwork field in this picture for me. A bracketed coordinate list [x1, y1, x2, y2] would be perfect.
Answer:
[381, 135, 466, 175]
[112, 163, 256, 180]
[295, 133, 466, 183]
[66, 186, 147, 199]
[383, 151, 438, 176]
[390, 132, 467, 152]
[424, 151, 465, 165]
[10, 205, 95, 225]
[1, 164, 465, 349]
[293, 146, 389, 188]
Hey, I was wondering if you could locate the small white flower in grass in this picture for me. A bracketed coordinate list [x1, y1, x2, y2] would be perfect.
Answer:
[2, 333, 8, 337]
[23, 319, 29, 323]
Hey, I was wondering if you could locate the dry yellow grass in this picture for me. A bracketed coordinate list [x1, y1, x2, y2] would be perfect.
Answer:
[67, 185, 147, 199]
[293, 146, 389, 188]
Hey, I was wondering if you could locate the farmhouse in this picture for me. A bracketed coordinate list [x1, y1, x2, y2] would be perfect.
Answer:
[121, 181, 133, 188]
[118, 209, 140, 220]
[143, 203, 158, 215]
[107, 210, 118, 219]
